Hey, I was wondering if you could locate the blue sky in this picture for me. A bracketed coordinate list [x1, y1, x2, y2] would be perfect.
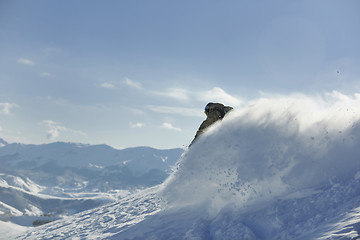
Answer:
[0, 0, 359, 149]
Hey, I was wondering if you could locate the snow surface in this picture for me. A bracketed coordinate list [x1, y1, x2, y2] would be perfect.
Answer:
[8, 91, 360, 239]
[0, 142, 182, 224]
[0, 221, 28, 240]
[0, 141, 182, 238]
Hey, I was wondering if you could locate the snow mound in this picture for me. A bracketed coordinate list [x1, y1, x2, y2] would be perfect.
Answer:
[162, 91, 360, 213]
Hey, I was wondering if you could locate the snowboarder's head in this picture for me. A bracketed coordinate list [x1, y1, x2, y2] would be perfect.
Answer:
[204, 102, 214, 115]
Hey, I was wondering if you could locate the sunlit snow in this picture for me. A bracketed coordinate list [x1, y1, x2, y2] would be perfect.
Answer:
[4, 91, 360, 239]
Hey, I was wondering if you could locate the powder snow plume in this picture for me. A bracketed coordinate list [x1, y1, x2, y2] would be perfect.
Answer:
[161, 91, 360, 216]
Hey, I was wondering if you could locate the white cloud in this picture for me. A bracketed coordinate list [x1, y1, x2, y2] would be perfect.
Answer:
[0, 125, 2, 132]
[150, 86, 241, 106]
[161, 122, 181, 131]
[100, 82, 115, 89]
[41, 120, 86, 140]
[152, 88, 190, 101]
[130, 122, 144, 128]
[17, 58, 34, 66]
[40, 72, 55, 78]
[148, 105, 204, 117]
[124, 78, 142, 89]
[41, 120, 64, 140]
[146, 87, 242, 118]
[0, 102, 19, 115]
[198, 87, 243, 107]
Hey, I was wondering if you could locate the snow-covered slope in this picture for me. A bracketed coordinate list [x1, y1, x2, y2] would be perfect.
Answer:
[0, 221, 28, 240]
[0, 141, 183, 231]
[0, 174, 43, 194]
[12, 92, 360, 239]
[0, 183, 106, 219]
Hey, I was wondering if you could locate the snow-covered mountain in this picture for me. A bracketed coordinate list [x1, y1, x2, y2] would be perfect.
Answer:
[0, 140, 183, 228]
[7, 92, 360, 239]
[0, 139, 183, 191]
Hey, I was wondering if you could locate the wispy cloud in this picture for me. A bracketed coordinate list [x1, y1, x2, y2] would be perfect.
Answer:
[100, 82, 115, 89]
[150, 86, 241, 106]
[161, 122, 181, 131]
[129, 122, 144, 128]
[152, 88, 190, 101]
[148, 105, 204, 117]
[198, 87, 243, 107]
[0, 102, 19, 115]
[17, 58, 34, 66]
[41, 120, 65, 140]
[124, 78, 142, 89]
[41, 120, 86, 140]
[0, 125, 2, 132]
[40, 72, 55, 78]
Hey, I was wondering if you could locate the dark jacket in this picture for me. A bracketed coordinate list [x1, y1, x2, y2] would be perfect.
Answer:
[190, 103, 233, 147]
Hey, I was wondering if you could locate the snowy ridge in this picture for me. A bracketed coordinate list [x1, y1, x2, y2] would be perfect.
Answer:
[0, 174, 44, 193]
[13, 91, 360, 239]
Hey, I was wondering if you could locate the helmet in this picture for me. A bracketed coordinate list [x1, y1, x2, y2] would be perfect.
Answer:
[204, 102, 214, 114]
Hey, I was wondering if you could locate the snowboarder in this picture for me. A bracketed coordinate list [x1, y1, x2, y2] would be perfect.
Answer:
[189, 102, 233, 147]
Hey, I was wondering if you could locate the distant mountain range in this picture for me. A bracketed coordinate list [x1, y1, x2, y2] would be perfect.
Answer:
[0, 138, 183, 225]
